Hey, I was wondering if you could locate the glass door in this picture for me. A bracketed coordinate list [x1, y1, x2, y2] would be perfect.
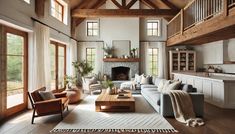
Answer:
[4, 26, 28, 116]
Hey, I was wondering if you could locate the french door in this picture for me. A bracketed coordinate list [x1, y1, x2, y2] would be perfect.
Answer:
[2, 26, 28, 117]
[50, 41, 66, 92]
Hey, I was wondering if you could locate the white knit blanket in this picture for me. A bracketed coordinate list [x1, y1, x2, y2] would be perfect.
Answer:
[51, 95, 177, 133]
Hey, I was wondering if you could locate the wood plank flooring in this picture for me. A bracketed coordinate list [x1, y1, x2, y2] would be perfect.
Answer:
[0, 100, 235, 134]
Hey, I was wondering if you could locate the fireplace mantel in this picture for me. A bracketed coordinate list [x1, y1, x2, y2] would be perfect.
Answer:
[103, 58, 140, 62]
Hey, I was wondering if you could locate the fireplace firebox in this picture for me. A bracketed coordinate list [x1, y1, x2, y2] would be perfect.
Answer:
[111, 67, 130, 80]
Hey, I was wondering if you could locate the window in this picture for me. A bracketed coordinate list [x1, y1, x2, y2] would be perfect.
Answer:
[86, 48, 96, 70]
[50, 0, 68, 24]
[50, 41, 66, 91]
[148, 48, 158, 75]
[23, 0, 30, 4]
[147, 20, 160, 36]
[87, 21, 99, 36]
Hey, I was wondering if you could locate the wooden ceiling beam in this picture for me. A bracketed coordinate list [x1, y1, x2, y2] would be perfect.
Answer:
[161, 0, 179, 10]
[72, 0, 90, 11]
[35, 0, 45, 17]
[75, 0, 106, 26]
[126, 0, 137, 9]
[140, 0, 159, 9]
[122, 0, 126, 7]
[72, 9, 179, 18]
[111, 0, 123, 9]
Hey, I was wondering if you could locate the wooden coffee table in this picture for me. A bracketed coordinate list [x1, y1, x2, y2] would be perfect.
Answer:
[95, 90, 135, 112]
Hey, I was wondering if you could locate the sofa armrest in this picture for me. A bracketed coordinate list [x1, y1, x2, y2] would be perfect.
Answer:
[160, 92, 204, 117]
[189, 93, 204, 117]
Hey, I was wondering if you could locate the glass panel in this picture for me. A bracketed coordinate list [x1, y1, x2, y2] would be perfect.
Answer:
[152, 30, 158, 36]
[88, 22, 93, 29]
[93, 30, 98, 36]
[153, 22, 158, 28]
[147, 30, 152, 36]
[147, 23, 152, 29]
[58, 46, 64, 56]
[6, 32, 24, 109]
[58, 56, 65, 89]
[153, 49, 158, 54]
[7, 33, 24, 55]
[50, 45, 56, 90]
[93, 22, 98, 29]
[88, 30, 93, 36]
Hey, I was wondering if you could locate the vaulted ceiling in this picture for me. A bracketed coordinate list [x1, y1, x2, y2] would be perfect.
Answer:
[69, 0, 192, 36]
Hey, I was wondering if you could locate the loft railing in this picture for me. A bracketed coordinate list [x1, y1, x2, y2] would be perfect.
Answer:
[228, 0, 235, 7]
[167, 12, 181, 38]
[167, 0, 234, 39]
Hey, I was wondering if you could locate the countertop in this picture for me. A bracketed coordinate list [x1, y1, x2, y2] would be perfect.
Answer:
[172, 72, 235, 82]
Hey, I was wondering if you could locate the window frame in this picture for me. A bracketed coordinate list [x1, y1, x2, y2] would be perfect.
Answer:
[3, 25, 28, 117]
[50, 41, 66, 92]
[146, 20, 161, 37]
[50, 0, 68, 25]
[148, 48, 159, 76]
[86, 21, 99, 37]
[86, 48, 96, 71]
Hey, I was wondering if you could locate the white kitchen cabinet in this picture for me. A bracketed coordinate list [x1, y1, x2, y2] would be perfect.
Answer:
[212, 81, 224, 105]
[186, 77, 194, 86]
[194, 78, 203, 93]
[173, 72, 235, 109]
[203, 80, 212, 101]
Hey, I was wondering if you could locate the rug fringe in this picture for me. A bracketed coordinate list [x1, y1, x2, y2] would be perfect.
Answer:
[50, 128, 178, 133]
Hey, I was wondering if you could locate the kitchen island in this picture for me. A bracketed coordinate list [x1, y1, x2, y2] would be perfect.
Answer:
[173, 72, 235, 109]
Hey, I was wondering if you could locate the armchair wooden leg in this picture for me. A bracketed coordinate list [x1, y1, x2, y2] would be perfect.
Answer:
[67, 106, 69, 111]
[61, 111, 63, 120]
[31, 109, 36, 124]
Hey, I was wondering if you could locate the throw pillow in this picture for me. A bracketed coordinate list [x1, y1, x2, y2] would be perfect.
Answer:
[134, 74, 142, 84]
[157, 79, 168, 92]
[39, 91, 56, 100]
[140, 75, 150, 84]
[164, 80, 182, 91]
[154, 78, 164, 87]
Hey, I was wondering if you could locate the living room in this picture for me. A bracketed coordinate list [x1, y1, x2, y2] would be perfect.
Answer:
[0, 0, 235, 134]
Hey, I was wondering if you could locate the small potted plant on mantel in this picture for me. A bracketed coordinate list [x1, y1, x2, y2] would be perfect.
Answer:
[103, 44, 114, 58]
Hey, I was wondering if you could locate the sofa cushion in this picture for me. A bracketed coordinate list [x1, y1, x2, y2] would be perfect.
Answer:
[39, 91, 56, 100]
[141, 88, 161, 106]
[141, 84, 158, 89]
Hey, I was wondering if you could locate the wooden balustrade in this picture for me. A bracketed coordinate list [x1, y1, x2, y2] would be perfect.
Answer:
[167, 12, 181, 38]
[228, 0, 235, 8]
[167, 0, 228, 38]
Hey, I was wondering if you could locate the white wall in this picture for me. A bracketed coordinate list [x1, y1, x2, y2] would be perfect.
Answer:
[192, 39, 235, 73]
[76, 0, 168, 75]
[0, 0, 71, 43]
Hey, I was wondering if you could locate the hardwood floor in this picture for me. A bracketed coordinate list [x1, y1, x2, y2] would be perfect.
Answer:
[0, 101, 235, 134]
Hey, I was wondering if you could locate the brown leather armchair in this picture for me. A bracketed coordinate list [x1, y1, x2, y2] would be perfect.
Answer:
[28, 87, 69, 124]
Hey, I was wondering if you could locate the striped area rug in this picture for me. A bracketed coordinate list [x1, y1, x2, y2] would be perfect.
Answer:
[51, 95, 177, 133]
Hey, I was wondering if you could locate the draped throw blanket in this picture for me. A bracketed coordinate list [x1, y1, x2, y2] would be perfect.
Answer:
[168, 90, 205, 127]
